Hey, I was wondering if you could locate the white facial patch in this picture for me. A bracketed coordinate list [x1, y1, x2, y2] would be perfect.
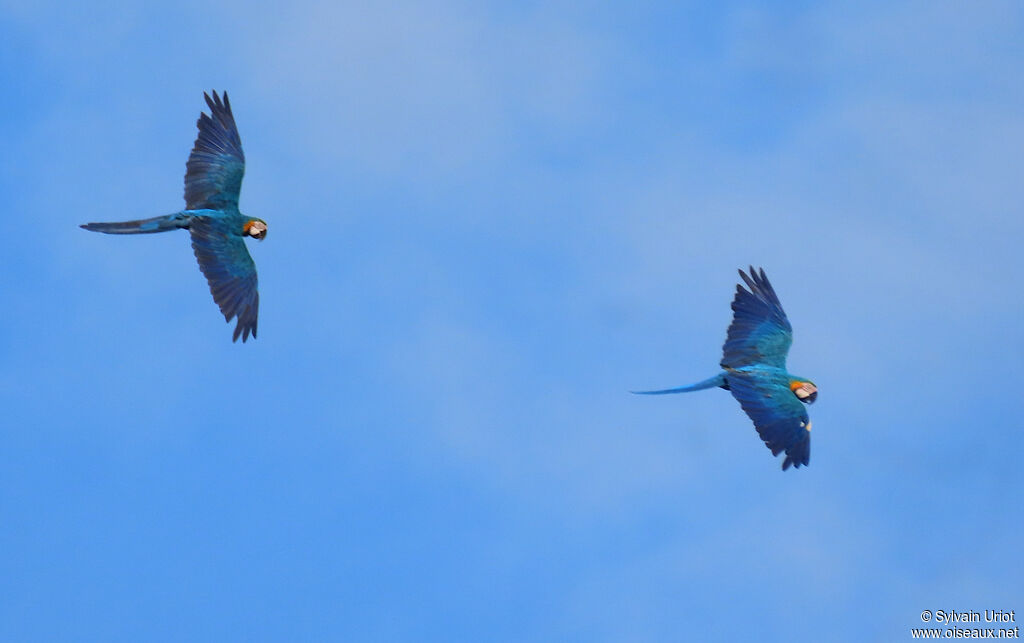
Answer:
[794, 383, 817, 400]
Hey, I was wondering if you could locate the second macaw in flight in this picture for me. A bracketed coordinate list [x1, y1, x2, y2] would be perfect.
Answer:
[635, 267, 818, 470]
[81, 91, 265, 342]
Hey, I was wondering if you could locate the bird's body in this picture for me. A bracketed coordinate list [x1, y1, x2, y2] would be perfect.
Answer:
[81, 91, 265, 342]
[635, 268, 817, 470]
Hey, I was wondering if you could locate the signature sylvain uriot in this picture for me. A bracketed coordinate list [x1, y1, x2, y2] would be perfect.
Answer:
[928, 610, 1016, 624]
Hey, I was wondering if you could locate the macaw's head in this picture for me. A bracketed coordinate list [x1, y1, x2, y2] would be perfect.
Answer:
[244, 218, 268, 241]
[790, 380, 818, 404]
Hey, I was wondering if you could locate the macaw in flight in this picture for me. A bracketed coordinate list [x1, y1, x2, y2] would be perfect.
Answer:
[634, 267, 818, 470]
[81, 91, 265, 342]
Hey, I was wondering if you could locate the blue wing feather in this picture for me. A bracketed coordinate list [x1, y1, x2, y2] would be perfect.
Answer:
[189, 216, 259, 342]
[726, 371, 810, 470]
[184, 91, 245, 210]
[721, 266, 793, 369]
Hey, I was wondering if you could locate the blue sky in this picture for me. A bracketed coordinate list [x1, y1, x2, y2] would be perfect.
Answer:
[2, 1, 1023, 640]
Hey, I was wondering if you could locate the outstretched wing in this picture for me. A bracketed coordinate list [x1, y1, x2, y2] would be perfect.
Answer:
[727, 373, 810, 470]
[190, 216, 259, 342]
[721, 267, 792, 369]
[184, 91, 245, 210]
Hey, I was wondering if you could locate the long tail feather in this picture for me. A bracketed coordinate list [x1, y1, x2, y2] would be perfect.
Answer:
[632, 373, 727, 395]
[80, 212, 191, 234]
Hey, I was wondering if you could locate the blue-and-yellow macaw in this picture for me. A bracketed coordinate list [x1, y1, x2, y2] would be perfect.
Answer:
[635, 267, 818, 470]
[81, 91, 265, 342]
